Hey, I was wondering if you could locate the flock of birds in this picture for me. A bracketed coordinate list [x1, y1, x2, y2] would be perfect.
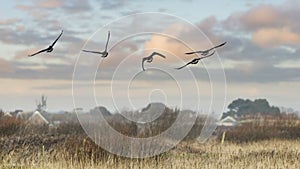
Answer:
[28, 30, 227, 70]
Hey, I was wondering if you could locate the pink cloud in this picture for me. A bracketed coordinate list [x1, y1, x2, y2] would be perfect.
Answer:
[0, 18, 20, 25]
[144, 34, 189, 62]
[222, 1, 300, 48]
[197, 16, 217, 33]
[144, 23, 222, 63]
[0, 58, 14, 73]
[252, 27, 300, 47]
[16, 4, 49, 20]
[37, 0, 64, 9]
[14, 48, 39, 60]
[240, 5, 281, 29]
[16, 0, 64, 10]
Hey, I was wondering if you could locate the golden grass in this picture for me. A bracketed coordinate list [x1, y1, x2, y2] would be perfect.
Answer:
[1, 139, 299, 169]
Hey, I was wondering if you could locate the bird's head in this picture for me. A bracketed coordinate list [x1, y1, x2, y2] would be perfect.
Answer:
[147, 57, 153, 62]
[102, 52, 108, 58]
[47, 48, 53, 52]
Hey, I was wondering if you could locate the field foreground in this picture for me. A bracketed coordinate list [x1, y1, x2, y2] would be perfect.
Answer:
[1, 136, 299, 169]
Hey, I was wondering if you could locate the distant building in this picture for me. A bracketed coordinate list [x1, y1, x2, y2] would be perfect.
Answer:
[14, 107, 82, 127]
[217, 116, 239, 127]
[3, 112, 12, 118]
[17, 111, 49, 125]
[73, 108, 84, 114]
[27, 111, 49, 125]
[0, 111, 13, 119]
[17, 111, 34, 120]
[10, 109, 23, 117]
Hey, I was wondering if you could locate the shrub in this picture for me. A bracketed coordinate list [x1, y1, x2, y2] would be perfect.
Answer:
[0, 117, 24, 136]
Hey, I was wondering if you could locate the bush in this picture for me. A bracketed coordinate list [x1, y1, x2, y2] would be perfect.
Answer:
[218, 115, 300, 143]
[0, 117, 24, 136]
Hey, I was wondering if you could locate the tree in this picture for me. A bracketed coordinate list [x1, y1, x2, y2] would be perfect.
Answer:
[36, 95, 47, 112]
[0, 109, 3, 119]
[228, 98, 245, 113]
[224, 98, 280, 117]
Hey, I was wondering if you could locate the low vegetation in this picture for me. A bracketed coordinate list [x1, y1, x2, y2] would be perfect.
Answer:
[0, 109, 299, 168]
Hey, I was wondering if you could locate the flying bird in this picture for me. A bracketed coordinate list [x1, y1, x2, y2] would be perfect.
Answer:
[28, 30, 63, 57]
[142, 52, 166, 71]
[185, 42, 226, 56]
[82, 31, 110, 58]
[175, 51, 215, 70]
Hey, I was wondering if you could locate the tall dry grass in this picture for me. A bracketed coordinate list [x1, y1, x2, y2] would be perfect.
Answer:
[0, 113, 299, 168]
[1, 138, 299, 169]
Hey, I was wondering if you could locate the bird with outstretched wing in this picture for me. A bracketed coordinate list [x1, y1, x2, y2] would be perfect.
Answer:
[185, 42, 226, 56]
[28, 30, 63, 57]
[142, 52, 166, 71]
[82, 31, 110, 58]
[175, 51, 215, 70]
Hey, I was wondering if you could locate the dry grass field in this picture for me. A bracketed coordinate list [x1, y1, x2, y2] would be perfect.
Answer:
[1, 114, 300, 169]
[1, 136, 299, 169]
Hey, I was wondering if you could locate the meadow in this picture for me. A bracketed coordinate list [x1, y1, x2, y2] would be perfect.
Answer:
[0, 114, 300, 169]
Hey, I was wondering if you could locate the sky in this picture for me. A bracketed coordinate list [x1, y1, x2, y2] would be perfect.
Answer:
[0, 0, 299, 113]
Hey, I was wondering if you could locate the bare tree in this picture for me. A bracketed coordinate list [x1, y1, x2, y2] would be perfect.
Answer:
[36, 95, 48, 112]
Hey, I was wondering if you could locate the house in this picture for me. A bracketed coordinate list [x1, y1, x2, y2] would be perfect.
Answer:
[27, 111, 49, 125]
[217, 116, 239, 127]
[10, 109, 23, 117]
[17, 110, 49, 125]
[16, 111, 34, 120]
[0, 111, 13, 119]
[43, 112, 78, 127]
[3, 112, 13, 118]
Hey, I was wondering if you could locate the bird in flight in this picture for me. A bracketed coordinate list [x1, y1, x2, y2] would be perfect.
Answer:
[185, 42, 226, 56]
[28, 30, 63, 57]
[82, 31, 110, 58]
[142, 52, 166, 71]
[175, 51, 215, 70]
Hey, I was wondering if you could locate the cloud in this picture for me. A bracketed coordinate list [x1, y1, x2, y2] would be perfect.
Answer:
[37, 0, 64, 9]
[223, 1, 300, 47]
[197, 16, 218, 34]
[252, 27, 300, 47]
[16, 4, 50, 20]
[15, 0, 92, 22]
[63, 0, 92, 13]
[99, 0, 129, 10]
[225, 66, 300, 83]
[0, 18, 21, 25]
[2, 0, 299, 86]
[144, 22, 224, 63]
[144, 34, 189, 62]
[0, 28, 49, 45]
[16, 0, 91, 13]
[0, 58, 14, 73]
[239, 5, 281, 30]
[31, 83, 71, 90]
[0, 62, 74, 80]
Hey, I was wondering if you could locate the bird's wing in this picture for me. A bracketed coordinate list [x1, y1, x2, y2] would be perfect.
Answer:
[175, 58, 199, 70]
[185, 50, 205, 55]
[195, 51, 215, 60]
[104, 31, 110, 51]
[28, 48, 49, 57]
[151, 52, 166, 58]
[142, 58, 146, 71]
[176, 51, 216, 69]
[201, 50, 216, 59]
[210, 42, 227, 50]
[50, 30, 63, 47]
[186, 42, 226, 55]
[175, 63, 190, 70]
[82, 50, 104, 54]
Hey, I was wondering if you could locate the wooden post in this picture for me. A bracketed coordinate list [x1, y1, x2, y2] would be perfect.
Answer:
[221, 131, 226, 145]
